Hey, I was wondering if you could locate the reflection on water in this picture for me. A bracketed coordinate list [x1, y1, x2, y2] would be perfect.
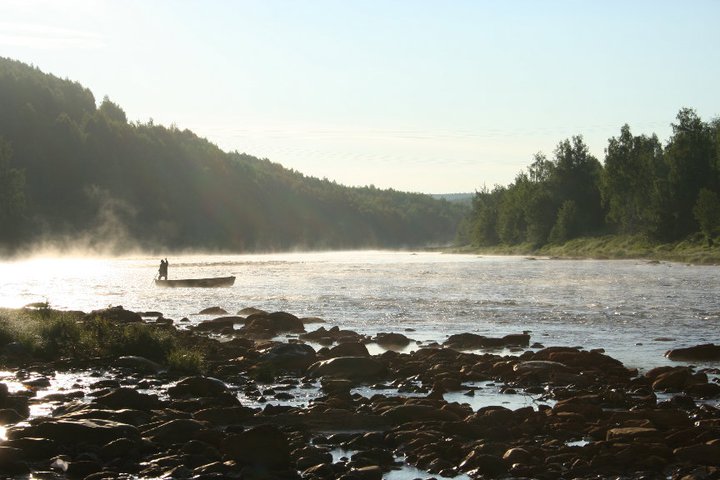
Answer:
[1, 251, 719, 371]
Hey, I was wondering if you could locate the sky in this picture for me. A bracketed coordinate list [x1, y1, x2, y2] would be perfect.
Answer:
[1, 0, 719, 194]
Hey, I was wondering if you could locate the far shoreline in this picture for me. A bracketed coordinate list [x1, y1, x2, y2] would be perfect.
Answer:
[445, 234, 720, 266]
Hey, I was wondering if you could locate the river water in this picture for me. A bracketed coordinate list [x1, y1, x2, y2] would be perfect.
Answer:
[1, 251, 718, 372]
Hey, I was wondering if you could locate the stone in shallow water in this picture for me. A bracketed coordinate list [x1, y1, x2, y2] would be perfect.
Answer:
[306, 357, 386, 381]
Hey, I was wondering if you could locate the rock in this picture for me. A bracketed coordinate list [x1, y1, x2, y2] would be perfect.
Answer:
[237, 307, 267, 317]
[240, 311, 305, 338]
[92, 387, 163, 411]
[300, 326, 365, 344]
[328, 342, 370, 358]
[381, 404, 460, 424]
[651, 367, 693, 391]
[673, 443, 720, 465]
[194, 316, 242, 332]
[193, 406, 256, 424]
[0, 446, 30, 475]
[114, 355, 164, 374]
[7, 418, 139, 446]
[301, 316, 326, 324]
[307, 357, 386, 381]
[341, 465, 383, 480]
[374, 332, 411, 348]
[142, 418, 207, 444]
[198, 307, 228, 315]
[606, 427, 660, 442]
[444, 332, 529, 349]
[459, 451, 507, 477]
[86, 305, 142, 323]
[221, 424, 291, 468]
[0, 408, 26, 424]
[3, 437, 58, 460]
[256, 343, 317, 371]
[168, 376, 229, 398]
[665, 343, 720, 361]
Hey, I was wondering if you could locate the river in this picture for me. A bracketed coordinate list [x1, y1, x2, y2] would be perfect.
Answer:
[1, 251, 718, 371]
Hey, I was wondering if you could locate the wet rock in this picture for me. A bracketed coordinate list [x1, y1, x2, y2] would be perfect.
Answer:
[300, 326, 365, 345]
[606, 426, 660, 442]
[0, 408, 26, 424]
[142, 418, 208, 444]
[194, 316, 242, 332]
[114, 355, 164, 374]
[240, 311, 306, 338]
[340, 465, 383, 480]
[221, 424, 291, 468]
[665, 343, 720, 361]
[198, 306, 228, 315]
[238, 307, 267, 317]
[673, 443, 720, 465]
[85, 305, 142, 323]
[381, 404, 460, 424]
[256, 343, 317, 371]
[8, 418, 139, 446]
[193, 405, 256, 424]
[373, 332, 411, 348]
[459, 451, 507, 477]
[92, 387, 163, 411]
[0, 446, 30, 475]
[307, 357, 386, 381]
[328, 342, 369, 358]
[168, 376, 229, 398]
[301, 316, 326, 325]
[444, 332, 529, 350]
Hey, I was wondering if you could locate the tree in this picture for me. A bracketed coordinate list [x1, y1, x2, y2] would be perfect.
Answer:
[693, 188, 720, 246]
[601, 125, 664, 235]
[0, 138, 26, 243]
[550, 136, 604, 238]
[549, 200, 579, 244]
[664, 108, 716, 238]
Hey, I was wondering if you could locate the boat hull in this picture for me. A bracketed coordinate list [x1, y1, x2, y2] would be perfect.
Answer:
[154, 276, 235, 288]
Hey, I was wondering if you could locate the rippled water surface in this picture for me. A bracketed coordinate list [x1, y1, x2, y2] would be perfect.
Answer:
[1, 251, 718, 370]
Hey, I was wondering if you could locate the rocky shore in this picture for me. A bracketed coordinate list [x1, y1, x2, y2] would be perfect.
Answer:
[0, 306, 719, 480]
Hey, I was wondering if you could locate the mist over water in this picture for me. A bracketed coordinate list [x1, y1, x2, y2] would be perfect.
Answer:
[1, 251, 718, 371]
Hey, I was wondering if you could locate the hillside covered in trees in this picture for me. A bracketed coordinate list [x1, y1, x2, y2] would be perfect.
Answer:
[0, 57, 467, 255]
[457, 109, 720, 249]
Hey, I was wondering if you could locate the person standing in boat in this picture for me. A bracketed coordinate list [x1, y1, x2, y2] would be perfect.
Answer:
[158, 258, 169, 280]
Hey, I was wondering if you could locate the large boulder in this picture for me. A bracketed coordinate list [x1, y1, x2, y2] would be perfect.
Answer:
[194, 316, 242, 332]
[444, 332, 529, 350]
[239, 311, 305, 338]
[665, 343, 720, 361]
[306, 356, 386, 381]
[7, 418, 139, 446]
[168, 376, 229, 398]
[221, 424, 291, 468]
[92, 387, 163, 411]
[255, 343, 317, 371]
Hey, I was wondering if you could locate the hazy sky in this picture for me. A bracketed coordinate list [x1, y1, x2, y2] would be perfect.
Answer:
[1, 1, 718, 193]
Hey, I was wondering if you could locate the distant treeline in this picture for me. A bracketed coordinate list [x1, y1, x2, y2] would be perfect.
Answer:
[457, 109, 720, 248]
[0, 57, 467, 254]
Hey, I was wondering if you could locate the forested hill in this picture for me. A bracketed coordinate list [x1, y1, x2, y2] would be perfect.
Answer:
[0, 57, 466, 254]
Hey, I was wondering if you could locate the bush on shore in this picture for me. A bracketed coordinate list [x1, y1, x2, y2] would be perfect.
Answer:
[0, 307, 205, 373]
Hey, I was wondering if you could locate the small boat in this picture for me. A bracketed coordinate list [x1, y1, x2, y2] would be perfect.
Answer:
[154, 276, 235, 288]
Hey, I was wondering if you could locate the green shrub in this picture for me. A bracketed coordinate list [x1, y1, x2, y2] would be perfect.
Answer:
[166, 348, 205, 375]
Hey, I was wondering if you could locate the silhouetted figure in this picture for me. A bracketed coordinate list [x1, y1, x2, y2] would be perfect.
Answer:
[158, 258, 169, 280]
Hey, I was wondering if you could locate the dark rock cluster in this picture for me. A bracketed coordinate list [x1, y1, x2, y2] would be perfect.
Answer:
[0, 306, 718, 479]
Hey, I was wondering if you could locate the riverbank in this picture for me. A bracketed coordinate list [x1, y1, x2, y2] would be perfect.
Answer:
[0, 305, 718, 479]
[450, 234, 720, 265]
